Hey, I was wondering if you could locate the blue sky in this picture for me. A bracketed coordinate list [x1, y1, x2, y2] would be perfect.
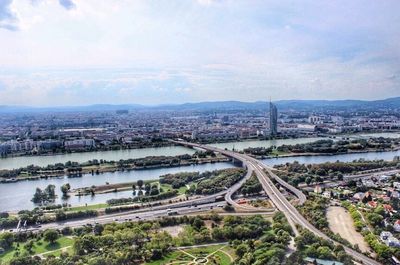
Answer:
[0, 0, 399, 106]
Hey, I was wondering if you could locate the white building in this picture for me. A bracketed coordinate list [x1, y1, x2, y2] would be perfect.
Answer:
[380, 231, 400, 247]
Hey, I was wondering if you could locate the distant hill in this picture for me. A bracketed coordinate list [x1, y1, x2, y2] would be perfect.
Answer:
[0, 97, 399, 113]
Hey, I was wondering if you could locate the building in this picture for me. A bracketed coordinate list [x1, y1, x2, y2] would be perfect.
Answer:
[380, 231, 400, 247]
[269, 101, 278, 136]
[64, 139, 95, 149]
[304, 257, 344, 265]
[393, 220, 400, 232]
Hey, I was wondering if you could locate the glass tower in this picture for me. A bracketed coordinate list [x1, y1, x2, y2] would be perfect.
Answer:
[269, 101, 278, 136]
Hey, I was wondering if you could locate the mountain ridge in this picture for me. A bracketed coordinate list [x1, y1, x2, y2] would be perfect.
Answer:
[0, 97, 399, 113]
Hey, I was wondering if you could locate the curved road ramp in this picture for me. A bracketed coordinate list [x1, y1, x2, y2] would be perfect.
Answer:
[173, 140, 381, 265]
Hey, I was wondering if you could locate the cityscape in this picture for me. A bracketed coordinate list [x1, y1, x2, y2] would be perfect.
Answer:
[1, 1, 400, 265]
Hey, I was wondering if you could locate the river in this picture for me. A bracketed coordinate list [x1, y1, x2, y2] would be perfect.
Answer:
[1, 132, 399, 212]
[1, 133, 397, 170]
[0, 162, 234, 212]
[0, 137, 325, 170]
[0, 146, 195, 170]
[2, 149, 400, 212]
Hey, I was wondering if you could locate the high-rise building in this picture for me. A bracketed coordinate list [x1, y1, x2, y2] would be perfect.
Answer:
[269, 101, 278, 136]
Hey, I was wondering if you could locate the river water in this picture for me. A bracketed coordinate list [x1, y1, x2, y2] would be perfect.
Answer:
[0, 162, 234, 212]
[0, 146, 195, 170]
[1, 133, 397, 170]
[0, 133, 399, 212]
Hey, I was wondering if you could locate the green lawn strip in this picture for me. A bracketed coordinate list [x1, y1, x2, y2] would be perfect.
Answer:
[213, 249, 233, 265]
[270, 149, 288, 156]
[65, 203, 108, 212]
[43, 246, 73, 258]
[206, 252, 232, 265]
[0, 237, 74, 263]
[160, 183, 188, 195]
[145, 244, 233, 265]
[31, 237, 74, 254]
[0, 246, 17, 263]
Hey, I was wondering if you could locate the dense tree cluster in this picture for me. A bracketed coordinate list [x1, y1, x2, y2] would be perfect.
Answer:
[277, 137, 398, 154]
[243, 147, 273, 156]
[55, 210, 98, 221]
[31, 185, 56, 204]
[4, 214, 279, 265]
[239, 174, 263, 196]
[159, 172, 202, 189]
[297, 195, 330, 231]
[106, 190, 178, 206]
[195, 168, 245, 195]
[274, 159, 400, 187]
[293, 230, 354, 265]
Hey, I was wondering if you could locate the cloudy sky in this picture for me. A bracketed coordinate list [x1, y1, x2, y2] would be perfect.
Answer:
[0, 0, 399, 106]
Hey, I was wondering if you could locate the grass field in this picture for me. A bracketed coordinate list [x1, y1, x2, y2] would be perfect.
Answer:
[160, 183, 189, 195]
[146, 244, 235, 265]
[66, 203, 108, 212]
[0, 236, 74, 263]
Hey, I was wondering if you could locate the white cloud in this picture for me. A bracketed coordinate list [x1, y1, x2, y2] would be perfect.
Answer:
[0, 0, 399, 105]
[0, 0, 18, 31]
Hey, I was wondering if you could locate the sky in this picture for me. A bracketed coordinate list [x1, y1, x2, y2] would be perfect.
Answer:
[0, 0, 399, 106]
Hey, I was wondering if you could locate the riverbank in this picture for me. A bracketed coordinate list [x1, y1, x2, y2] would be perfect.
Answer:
[251, 146, 400, 160]
[3, 145, 400, 184]
[0, 141, 174, 159]
[0, 155, 230, 183]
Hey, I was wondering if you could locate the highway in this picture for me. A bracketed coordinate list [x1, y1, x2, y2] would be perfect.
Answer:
[13, 140, 381, 264]
[16, 201, 275, 234]
[174, 140, 381, 265]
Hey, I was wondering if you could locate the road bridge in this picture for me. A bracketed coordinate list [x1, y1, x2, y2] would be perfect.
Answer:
[173, 140, 380, 265]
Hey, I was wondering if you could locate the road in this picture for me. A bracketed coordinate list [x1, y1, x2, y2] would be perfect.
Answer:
[13, 140, 380, 264]
[174, 140, 380, 265]
[21, 202, 226, 232]
[18, 201, 275, 233]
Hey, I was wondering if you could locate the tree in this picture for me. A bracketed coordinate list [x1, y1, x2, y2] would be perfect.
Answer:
[305, 177, 312, 186]
[60, 183, 71, 196]
[93, 224, 104, 236]
[31, 188, 43, 203]
[23, 240, 34, 253]
[9, 256, 41, 265]
[0, 232, 14, 249]
[235, 243, 249, 257]
[137, 180, 144, 189]
[45, 184, 56, 199]
[367, 213, 383, 226]
[44, 229, 59, 244]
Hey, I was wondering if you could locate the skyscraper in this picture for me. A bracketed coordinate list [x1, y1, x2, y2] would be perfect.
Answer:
[269, 101, 278, 136]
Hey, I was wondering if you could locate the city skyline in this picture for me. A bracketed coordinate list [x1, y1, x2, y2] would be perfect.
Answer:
[0, 0, 399, 106]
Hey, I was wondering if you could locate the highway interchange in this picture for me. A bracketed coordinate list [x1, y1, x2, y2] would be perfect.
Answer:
[12, 140, 381, 265]
[174, 141, 381, 265]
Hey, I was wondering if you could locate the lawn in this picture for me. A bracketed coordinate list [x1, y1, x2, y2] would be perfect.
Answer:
[270, 149, 288, 156]
[145, 244, 234, 265]
[160, 181, 198, 195]
[0, 236, 74, 263]
[66, 203, 108, 212]
[160, 183, 188, 195]
[43, 246, 73, 258]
